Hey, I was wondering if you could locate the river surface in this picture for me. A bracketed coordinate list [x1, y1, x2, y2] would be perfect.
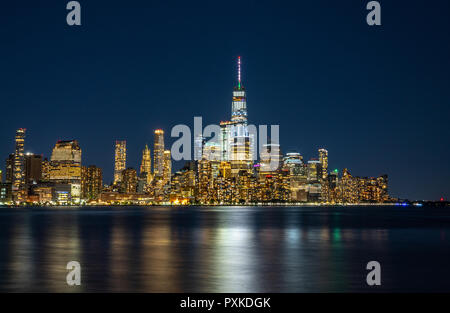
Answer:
[0, 205, 449, 292]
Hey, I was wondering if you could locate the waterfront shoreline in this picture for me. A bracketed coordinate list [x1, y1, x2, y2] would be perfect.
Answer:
[0, 202, 442, 208]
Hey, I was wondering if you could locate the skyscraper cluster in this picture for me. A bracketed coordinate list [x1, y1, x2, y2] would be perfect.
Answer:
[165, 57, 389, 205]
[100, 129, 173, 203]
[0, 58, 390, 205]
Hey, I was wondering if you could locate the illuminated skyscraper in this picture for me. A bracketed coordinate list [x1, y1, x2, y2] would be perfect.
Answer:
[306, 159, 322, 202]
[49, 140, 82, 180]
[318, 148, 328, 180]
[163, 150, 172, 184]
[220, 57, 253, 175]
[307, 159, 321, 183]
[41, 158, 50, 182]
[114, 140, 126, 184]
[153, 129, 164, 177]
[12, 128, 26, 202]
[81, 165, 103, 201]
[283, 152, 307, 202]
[122, 168, 137, 194]
[140, 144, 152, 184]
[49, 140, 82, 203]
[25, 153, 42, 185]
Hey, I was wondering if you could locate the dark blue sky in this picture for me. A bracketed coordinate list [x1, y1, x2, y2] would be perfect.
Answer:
[1, 0, 449, 200]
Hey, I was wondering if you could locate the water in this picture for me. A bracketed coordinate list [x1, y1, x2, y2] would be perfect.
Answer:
[0, 205, 449, 292]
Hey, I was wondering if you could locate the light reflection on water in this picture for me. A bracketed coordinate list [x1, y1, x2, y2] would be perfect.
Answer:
[0, 205, 449, 292]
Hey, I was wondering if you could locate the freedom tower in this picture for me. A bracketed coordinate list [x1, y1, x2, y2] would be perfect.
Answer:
[231, 56, 247, 123]
[219, 56, 253, 176]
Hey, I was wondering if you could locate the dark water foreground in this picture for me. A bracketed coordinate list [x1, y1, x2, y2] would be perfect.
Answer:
[0, 205, 449, 292]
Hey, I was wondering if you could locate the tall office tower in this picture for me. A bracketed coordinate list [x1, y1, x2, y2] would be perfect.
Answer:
[81, 165, 103, 201]
[283, 152, 307, 202]
[139, 144, 152, 184]
[49, 140, 82, 202]
[49, 140, 82, 180]
[5, 153, 14, 183]
[153, 129, 165, 177]
[12, 128, 26, 202]
[220, 57, 253, 175]
[163, 150, 172, 184]
[114, 140, 126, 184]
[25, 153, 42, 184]
[318, 148, 328, 180]
[41, 158, 50, 182]
[307, 159, 322, 202]
[307, 159, 321, 183]
[122, 168, 137, 194]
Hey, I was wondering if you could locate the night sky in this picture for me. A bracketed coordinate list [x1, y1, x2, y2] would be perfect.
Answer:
[1, 0, 449, 200]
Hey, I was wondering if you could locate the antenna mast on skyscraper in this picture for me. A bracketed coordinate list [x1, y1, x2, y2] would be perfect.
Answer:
[238, 56, 241, 89]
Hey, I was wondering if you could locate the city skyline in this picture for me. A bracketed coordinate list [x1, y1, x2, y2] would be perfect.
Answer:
[0, 53, 442, 202]
[1, 1, 449, 200]
[1, 0, 450, 298]
[1, 56, 390, 205]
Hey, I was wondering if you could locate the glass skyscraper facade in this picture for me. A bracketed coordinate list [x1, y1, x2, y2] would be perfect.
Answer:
[219, 56, 253, 176]
[12, 128, 26, 202]
[139, 144, 152, 184]
[318, 148, 328, 180]
[114, 140, 126, 184]
[153, 129, 165, 177]
[49, 140, 82, 203]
